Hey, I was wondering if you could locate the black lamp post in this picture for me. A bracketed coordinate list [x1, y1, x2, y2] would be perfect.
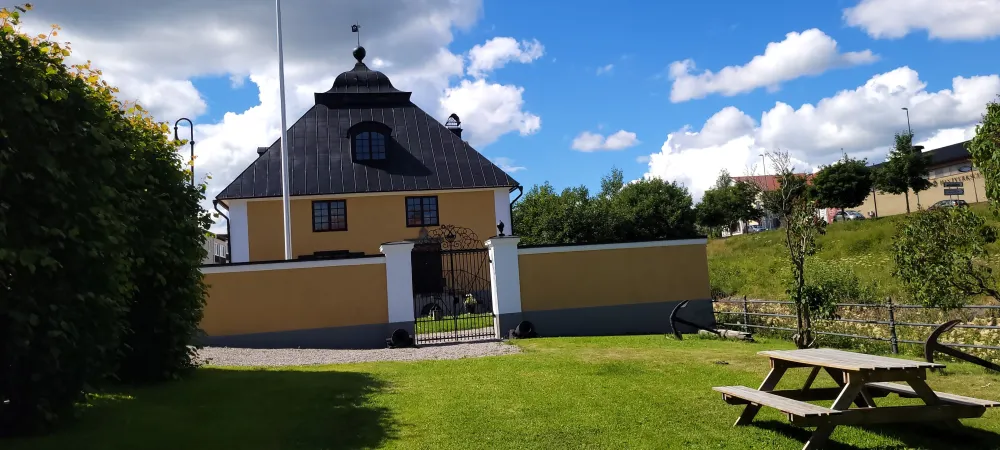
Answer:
[901, 107, 912, 136]
[174, 118, 195, 186]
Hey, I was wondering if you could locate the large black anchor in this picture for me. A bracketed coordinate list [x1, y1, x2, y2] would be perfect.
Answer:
[669, 300, 723, 340]
[925, 319, 1000, 372]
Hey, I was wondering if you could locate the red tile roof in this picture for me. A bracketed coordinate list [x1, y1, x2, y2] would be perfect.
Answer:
[733, 173, 814, 192]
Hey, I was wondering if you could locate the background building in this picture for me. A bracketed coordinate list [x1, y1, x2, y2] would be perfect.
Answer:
[858, 141, 984, 218]
[202, 233, 229, 265]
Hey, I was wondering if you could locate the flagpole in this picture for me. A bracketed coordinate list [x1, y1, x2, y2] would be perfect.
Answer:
[275, 0, 293, 260]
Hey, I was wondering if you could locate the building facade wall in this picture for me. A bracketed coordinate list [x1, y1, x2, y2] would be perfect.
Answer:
[244, 189, 500, 261]
[202, 235, 229, 265]
[513, 239, 714, 337]
[857, 167, 985, 218]
[200, 258, 392, 348]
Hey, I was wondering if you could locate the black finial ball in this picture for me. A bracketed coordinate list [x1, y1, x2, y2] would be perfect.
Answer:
[497, 221, 505, 236]
[353, 46, 366, 62]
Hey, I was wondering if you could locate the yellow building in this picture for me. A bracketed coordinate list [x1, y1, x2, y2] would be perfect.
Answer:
[213, 47, 519, 263]
[858, 141, 985, 217]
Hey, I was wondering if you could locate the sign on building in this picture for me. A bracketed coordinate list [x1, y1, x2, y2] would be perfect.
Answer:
[942, 181, 964, 188]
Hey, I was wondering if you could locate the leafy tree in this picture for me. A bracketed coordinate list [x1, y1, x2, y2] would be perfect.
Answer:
[732, 179, 762, 228]
[761, 152, 829, 348]
[514, 183, 608, 245]
[610, 177, 696, 241]
[514, 169, 698, 245]
[696, 174, 735, 236]
[968, 95, 1000, 202]
[696, 170, 761, 236]
[810, 156, 873, 214]
[1, 6, 209, 433]
[873, 132, 932, 214]
[893, 207, 999, 309]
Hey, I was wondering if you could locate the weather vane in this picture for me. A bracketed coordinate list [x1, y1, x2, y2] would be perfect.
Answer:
[351, 23, 360, 47]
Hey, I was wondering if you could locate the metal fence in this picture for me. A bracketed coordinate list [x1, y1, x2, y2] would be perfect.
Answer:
[713, 297, 1000, 353]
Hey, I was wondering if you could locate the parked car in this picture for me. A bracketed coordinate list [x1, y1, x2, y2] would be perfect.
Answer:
[746, 225, 764, 233]
[928, 199, 969, 210]
[832, 210, 865, 222]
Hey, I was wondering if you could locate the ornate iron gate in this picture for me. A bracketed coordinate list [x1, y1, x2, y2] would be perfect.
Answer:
[411, 225, 496, 344]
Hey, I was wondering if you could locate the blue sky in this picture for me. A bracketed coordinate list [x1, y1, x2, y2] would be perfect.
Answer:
[183, 0, 1000, 201]
[28, 0, 997, 225]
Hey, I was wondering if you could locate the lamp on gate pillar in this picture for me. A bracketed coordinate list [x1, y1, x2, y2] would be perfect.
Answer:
[174, 118, 195, 186]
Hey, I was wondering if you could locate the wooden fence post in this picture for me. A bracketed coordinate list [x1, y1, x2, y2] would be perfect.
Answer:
[742, 295, 750, 333]
[887, 297, 899, 354]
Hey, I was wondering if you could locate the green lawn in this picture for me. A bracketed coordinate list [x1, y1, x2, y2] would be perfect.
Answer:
[8, 336, 1000, 449]
[415, 312, 494, 334]
[708, 203, 1000, 300]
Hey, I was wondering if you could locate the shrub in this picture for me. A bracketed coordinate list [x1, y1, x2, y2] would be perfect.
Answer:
[806, 262, 882, 306]
[114, 117, 211, 383]
[1, 7, 135, 433]
[0, 6, 210, 433]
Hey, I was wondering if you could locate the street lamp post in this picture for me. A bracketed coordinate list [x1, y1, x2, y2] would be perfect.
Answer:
[901, 107, 912, 136]
[174, 118, 195, 186]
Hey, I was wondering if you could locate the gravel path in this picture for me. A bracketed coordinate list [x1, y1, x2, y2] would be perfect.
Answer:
[197, 341, 520, 367]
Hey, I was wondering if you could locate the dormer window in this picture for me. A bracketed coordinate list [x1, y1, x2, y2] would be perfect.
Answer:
[354, 131, 386, 160]
[349, 121, 392, 162]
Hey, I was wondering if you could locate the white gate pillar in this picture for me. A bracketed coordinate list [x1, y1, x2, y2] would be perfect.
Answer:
[380, 241, 415, 337]
[486, 236, 522, 338]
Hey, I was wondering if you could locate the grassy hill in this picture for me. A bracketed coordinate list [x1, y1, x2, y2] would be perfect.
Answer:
[707, 203, 1000, 302]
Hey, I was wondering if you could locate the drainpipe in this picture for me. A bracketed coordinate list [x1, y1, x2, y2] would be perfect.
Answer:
[213, 200, 231, 264]
[508, 185, 524, 234]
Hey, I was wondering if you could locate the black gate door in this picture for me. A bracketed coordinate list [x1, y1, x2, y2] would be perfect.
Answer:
[411, 225, 496, 344]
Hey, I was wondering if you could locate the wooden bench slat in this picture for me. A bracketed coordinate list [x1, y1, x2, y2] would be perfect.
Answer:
[758, 348, 944, 371]
[867, 382, 1000, 408]
[713, 386, 841, 417]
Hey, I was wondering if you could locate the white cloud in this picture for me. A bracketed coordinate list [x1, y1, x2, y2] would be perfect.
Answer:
[229, 74, 246, 89]
[916, 126, 977, 150]
[439, 79, 541, 148]
[596, 64, 614, 75]
[20, 1, 542, 233]
[492, 157, 526, 173]
[644, 66, 1000, 202]
[571, 130, 640, 152]
[669, 29, 878, 102]
[371, 57, 392, 69]
[466, 37, 544, 78]
[844, 0, 1000, 40]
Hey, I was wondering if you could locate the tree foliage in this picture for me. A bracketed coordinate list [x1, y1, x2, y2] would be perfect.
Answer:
[873, 132, 932, 214]
[514, 168, 697, 245]
[893, 207, 1000, 309]
[968, 95, 1000, 203]
[1, 6, 210, 434]
[695, 170, 761, 236]
[810, 156, 873, 212]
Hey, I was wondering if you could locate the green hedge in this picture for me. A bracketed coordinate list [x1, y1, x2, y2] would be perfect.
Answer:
[1, 6, 210, 434]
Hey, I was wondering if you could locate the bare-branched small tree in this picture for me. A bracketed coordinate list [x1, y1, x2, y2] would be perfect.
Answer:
[748, 151, 828, 348]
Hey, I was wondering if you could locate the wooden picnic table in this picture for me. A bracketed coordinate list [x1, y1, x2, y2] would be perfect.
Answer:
[713, 348, 999, 450]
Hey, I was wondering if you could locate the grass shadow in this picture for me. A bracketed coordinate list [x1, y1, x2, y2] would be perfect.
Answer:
[6, 368, 398, 450]
[755, 418, 1000, 450]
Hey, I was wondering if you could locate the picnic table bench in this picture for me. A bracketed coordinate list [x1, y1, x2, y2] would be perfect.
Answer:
[713, 348, 999, 449]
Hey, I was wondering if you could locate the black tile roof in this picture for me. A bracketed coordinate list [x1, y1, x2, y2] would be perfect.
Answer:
[871, 140, 971, 169]
[216, 47, 518, 201]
